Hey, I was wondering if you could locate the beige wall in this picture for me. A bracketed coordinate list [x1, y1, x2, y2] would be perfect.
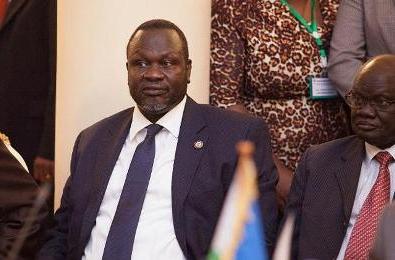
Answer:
[55, 0, 212, 208]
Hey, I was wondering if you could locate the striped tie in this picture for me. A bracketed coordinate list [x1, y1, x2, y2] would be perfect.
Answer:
[345, 151, 393, 259]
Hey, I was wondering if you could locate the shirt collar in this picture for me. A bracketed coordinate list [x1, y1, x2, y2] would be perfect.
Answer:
[365, 142, 395, 163]
[156, 95, 186, 138]
[129, 95, 187, 140]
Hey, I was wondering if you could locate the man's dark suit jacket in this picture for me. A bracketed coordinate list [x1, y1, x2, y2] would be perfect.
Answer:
[38, 98, 279, 260]
[285, 135, 369, 259]
[0, 141, 47, 259]
[0, 0, 56, 168]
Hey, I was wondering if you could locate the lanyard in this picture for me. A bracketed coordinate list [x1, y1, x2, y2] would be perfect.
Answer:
[280, 0, 327, 69]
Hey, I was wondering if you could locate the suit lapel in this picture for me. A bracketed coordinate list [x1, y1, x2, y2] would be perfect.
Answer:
[334, 137, 365, 222]
[0, 0, 27, 31]
[172, 97, 208, 255]
[78, 108, 134, 252]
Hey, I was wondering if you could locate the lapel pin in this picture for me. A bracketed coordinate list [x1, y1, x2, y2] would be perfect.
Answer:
[194, 140, 204, 149]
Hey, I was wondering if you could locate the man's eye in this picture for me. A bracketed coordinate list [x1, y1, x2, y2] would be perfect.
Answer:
[377, 99, 391, 107]
[134, 60, 148, 67]
[162, 60, 173, 66]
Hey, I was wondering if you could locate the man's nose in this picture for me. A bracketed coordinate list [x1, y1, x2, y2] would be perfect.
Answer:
[143, 64, 164, 81]
[354, 102, 376, 118]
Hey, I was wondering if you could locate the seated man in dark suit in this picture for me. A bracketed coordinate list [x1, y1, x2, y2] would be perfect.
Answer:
[38, 19, 278, 260]
[0, 133, 47, 259]
[285, 54, 395, 259]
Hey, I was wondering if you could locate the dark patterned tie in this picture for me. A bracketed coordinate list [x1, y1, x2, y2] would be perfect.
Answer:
[0, 0, 8, 25]
[102, 124, 163, 260]
[345, 151, 393, 259]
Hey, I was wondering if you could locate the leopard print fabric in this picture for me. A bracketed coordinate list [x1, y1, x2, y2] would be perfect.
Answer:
[210, 0, 349, 170]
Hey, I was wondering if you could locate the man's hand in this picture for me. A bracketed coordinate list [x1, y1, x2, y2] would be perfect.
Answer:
[33, 156, 54, 182]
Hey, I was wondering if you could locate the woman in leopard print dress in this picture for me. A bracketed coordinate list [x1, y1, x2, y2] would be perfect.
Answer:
[210, 0, 349, 172]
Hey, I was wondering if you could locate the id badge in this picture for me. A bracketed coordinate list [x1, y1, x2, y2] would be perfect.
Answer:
[308, 77, 339, 100]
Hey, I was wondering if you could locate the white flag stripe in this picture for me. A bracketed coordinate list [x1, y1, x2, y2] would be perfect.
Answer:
[273, 214, 295, 260]
[211, 181, 239, 253]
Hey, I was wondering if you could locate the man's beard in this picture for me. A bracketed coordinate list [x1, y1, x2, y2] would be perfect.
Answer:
[138, 103, 170, 114]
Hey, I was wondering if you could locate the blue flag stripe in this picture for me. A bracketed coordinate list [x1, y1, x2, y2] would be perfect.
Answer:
[235, 201, 267, 260]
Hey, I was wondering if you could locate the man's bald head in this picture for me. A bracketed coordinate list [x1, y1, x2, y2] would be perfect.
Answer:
[349, 54, 395, 149]
[354, 54, 395, 87]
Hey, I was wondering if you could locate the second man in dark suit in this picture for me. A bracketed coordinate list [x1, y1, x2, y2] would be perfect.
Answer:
[285, 54, 395, 259]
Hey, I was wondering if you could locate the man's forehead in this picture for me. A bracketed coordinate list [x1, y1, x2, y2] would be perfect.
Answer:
[128, 47, 182, 58]
[130, 29, 182, 48]
[354, 75, 395, 99]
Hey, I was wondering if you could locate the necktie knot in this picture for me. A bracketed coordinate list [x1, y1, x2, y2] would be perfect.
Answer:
[146, 124, 163, 137]
[375, 151, 394, 168]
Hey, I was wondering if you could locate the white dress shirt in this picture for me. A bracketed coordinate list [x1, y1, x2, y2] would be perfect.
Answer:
[4, 142, 29, 172]
[83, 97, 187, 260]
[337, 143, 395, 259]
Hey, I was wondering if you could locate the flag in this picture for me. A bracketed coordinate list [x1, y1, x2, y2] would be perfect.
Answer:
[207, 141, 268, 260]
[273, 214, 295, 260]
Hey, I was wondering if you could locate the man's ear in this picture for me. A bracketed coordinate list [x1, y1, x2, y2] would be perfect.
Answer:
[186, 59, 192, 84]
